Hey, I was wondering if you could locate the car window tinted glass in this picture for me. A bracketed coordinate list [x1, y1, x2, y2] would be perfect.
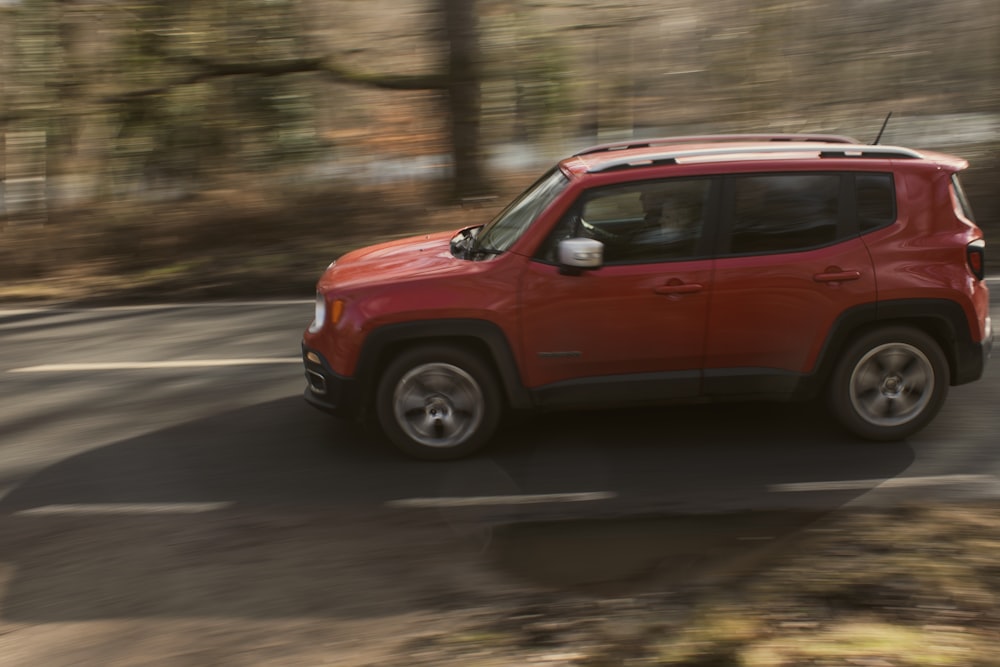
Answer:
[475, 168, 569, 254]
[857, 172, 896, 231]
[729, 173, 839, 254]
[951, 174, 976, 222]
[540, 178, 710, 264]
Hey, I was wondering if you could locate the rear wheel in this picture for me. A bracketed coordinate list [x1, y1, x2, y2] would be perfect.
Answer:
[375, 345, 501, 460]
[828, 327, 949, 441]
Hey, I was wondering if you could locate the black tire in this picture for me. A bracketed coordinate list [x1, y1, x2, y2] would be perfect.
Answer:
[375, 345, 501, 460]
[828, 326, 949, 441]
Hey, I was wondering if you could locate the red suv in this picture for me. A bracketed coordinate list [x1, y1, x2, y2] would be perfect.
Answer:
[302, 134, 991, 459]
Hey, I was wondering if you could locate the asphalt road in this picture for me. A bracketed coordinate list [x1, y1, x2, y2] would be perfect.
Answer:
[1, 292, 997, 519]
[0, 291, 997, 659]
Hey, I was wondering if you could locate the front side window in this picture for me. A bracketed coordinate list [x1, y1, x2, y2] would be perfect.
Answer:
[727, 173, 840, 255]
[473, 167, 569, 255]
[539, 178, 711, 264]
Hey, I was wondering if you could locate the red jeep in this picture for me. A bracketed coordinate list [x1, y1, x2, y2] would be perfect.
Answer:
[302, 134, 991, 459]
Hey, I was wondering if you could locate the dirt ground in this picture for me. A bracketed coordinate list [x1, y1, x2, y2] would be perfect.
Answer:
[2, 501, 1000, 666]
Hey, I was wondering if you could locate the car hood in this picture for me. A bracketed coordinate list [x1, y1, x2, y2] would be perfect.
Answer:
[317, 230, 475, 290]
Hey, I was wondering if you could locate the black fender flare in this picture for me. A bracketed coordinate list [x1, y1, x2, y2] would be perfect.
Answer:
[354, 319, 533, 410]
[810, 298, 982, 395]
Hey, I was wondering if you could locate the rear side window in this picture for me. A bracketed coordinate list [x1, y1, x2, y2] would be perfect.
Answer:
[856, 172, 896, 232]
[728, 174, 840, 254]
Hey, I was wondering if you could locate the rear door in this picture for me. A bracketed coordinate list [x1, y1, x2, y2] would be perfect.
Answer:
[703, 171, 877, 395]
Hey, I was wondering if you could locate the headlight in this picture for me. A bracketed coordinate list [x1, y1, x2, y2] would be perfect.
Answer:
[308, 293, 326, 333]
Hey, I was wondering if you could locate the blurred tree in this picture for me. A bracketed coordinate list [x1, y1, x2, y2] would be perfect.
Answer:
[442, 0, 487, 198]
[2, 0, 488, 202]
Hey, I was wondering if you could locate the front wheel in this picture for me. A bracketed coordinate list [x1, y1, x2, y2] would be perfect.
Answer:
[375, 345, 501, 460]
[828, 327, 949, 441]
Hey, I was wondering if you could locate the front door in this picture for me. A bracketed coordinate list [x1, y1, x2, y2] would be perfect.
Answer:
[519, 177, 717, 406]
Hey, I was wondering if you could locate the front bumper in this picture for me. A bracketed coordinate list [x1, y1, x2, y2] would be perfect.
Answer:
[301, 342, 359, 418]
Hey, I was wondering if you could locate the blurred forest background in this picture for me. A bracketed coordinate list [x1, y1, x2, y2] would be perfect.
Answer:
[0, 0, 997, 301]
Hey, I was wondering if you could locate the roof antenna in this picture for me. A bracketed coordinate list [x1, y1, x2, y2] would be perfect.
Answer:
[872, 111, 893, 145]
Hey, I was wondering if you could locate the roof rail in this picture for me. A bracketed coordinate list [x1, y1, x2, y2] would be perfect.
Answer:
[574, 133, 860, 157]
[586, 143, 924, 173]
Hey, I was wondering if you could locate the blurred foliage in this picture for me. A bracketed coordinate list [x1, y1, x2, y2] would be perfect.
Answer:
[2, 0, 997, 197]
[2, 0, 321, 193]
[0, 0, 997, 296]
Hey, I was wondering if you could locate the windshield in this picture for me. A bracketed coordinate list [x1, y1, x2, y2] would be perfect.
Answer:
[473, 167, 569, 255]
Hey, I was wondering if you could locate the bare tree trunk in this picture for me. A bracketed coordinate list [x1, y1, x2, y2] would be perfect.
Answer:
[441, 0, 488, 199]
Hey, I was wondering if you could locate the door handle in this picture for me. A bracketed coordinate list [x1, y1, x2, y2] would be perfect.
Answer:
[654, 281, 703, 295]
[814, 270, 861, 283]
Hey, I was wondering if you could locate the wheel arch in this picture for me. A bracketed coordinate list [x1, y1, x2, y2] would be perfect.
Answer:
[812, 299, 976, 393]
[354, 319, 532, 413]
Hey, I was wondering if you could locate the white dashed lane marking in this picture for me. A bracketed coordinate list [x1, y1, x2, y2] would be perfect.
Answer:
[770, 474, 995, 492]
[385, 492, 617, 508]
[9, 359, 300, 372]
[13, 502, 235, 516]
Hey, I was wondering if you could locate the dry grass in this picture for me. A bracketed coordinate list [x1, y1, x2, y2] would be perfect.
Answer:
[0, 175, 521, 304]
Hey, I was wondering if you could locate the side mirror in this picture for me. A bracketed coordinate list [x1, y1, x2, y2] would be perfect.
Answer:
[558, 237, 604, 270]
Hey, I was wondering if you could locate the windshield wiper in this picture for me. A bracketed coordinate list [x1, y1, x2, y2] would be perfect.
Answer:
[470, 237, 503, 259]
